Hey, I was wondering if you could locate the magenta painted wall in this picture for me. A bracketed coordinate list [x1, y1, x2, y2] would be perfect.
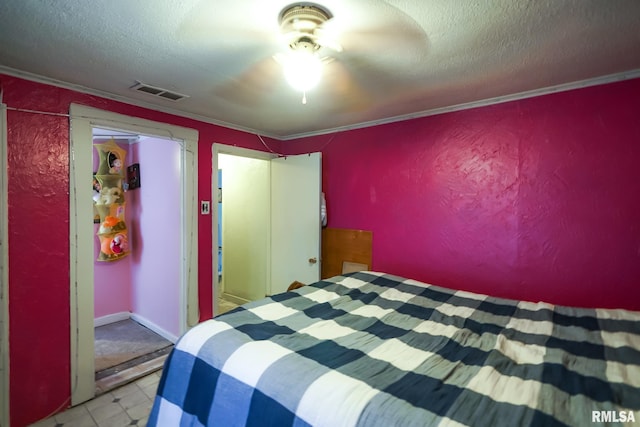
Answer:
[1, 74, 271, 426]
[93, 140, 132, 319]
[286, 78, 640, 310]
[129, 137, 182, 338]
[3, 71, 639, 426]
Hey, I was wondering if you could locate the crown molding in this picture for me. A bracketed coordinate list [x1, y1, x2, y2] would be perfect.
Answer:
[2, 66, 638, 141]
[280, 69, 640, 140]
[0, 66, 274, 138]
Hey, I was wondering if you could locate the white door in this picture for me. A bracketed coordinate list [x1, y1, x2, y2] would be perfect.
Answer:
[270, 153, 322, 295]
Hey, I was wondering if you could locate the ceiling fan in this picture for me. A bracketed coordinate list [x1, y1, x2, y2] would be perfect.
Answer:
[275, 3, 341, 103]
[180, 1, 429, 111]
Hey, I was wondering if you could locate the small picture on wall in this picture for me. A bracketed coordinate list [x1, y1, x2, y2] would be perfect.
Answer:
[127, 163, 141, 190]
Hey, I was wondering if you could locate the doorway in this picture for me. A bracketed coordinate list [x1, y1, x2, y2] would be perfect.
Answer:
[69, 105, 199, 406]
[212, 144, 322, 317]
[91, 129, 180, 392]
[213, 146, 275, 316]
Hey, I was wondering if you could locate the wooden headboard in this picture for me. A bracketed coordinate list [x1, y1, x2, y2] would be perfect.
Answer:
[321, 228, 373, 279]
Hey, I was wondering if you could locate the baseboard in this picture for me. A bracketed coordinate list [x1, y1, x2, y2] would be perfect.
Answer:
[221, 292, 250, 306]
[130, 313, 178, 343]
[94, 312, 130, 327]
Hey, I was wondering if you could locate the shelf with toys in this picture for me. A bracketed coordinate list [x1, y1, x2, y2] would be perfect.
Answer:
[93, 139, 129, 261]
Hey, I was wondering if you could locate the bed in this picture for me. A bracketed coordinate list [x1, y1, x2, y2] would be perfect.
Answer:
[148, 271, 640, 426]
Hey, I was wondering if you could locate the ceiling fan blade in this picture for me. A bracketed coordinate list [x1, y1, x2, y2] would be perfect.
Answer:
[316, 2, 429, 72]
[319, 60, 372, 113]
[213, 56, 283, 107]
[314, 27, 343, 53]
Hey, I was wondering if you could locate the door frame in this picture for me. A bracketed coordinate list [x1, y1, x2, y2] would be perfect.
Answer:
[1, 102, 10, 426]
[69, 105, 199, 405]
[211, 144, 276, 315]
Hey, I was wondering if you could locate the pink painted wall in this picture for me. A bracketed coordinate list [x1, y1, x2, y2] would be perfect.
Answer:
[129, 137, 182, 338]
[92, 136, 182, 331]
[285, 78, 640, 310]
[93, 140, 132, 319]
[1, 73, 272, 426]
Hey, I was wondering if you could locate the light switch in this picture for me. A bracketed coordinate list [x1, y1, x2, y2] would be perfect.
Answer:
[201, 200, 211, 215]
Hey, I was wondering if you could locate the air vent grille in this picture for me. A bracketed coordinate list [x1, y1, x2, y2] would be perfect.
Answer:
[130, 82, 189, 102]
[158, 91, 185, 101]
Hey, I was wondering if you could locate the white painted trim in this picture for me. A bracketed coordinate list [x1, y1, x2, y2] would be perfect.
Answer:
[130, 313, 178, 344]
[94, 311, 178, 342]
[211, 144, 276, 316]
[0, 102, 10, 427]
[275, 70, 640, 140]
[183, 136, 199, 330]
[93, 312, 130, 328]
[4, 65, 638, 141]
[69, 109, 94, 406]
[0, 66, 269, 139]
[69, 104, 199, 406]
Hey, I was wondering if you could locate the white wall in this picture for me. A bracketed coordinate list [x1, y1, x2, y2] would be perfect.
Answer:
[219, 154, 270, 302]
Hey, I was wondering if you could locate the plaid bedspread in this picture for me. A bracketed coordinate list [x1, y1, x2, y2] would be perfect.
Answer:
[149, 272, 640, 426]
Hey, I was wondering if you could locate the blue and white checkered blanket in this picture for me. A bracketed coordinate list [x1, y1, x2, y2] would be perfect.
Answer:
[149, 272, 640, 426]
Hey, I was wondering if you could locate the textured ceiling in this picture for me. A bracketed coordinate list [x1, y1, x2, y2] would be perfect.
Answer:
[1, 0, 639, 139]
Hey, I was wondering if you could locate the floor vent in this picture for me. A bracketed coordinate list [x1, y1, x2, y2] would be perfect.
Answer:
[130, 82, 189, 101]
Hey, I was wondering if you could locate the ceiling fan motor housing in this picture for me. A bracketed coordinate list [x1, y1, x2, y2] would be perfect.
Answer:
[291, 36, 319, 52]
[279, 3, 332, 50]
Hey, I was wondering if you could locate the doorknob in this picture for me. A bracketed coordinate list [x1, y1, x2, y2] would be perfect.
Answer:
[308, 257, 317, 264]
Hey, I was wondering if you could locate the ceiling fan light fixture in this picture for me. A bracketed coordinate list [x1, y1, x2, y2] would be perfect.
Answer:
[281, 48, 323, 92]
[277, 3, 337, 102]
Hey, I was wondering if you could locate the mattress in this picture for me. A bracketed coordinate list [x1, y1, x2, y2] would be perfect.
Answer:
[149, 271, 640, 426]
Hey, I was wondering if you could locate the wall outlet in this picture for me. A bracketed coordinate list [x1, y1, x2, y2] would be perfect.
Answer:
[201, 200, 211, 215]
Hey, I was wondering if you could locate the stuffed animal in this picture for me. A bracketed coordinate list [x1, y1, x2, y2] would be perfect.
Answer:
[110, 233, 128, 254]
[92, 177, 102, 204]
[97, 187, 122, 205]
[100, 237, 113, 255]
[102, 216, 119, 228]
[109, 157, 122, 174]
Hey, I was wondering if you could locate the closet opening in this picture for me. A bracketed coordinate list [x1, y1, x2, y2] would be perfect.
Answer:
[91, 129, 179, 393]
[70, 104, 199, 406]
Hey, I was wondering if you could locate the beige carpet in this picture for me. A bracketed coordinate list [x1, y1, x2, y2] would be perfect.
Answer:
[94, 319, 173, 373]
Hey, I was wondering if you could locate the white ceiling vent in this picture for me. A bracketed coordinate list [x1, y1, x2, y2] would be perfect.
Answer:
[130, 82, 189, 101]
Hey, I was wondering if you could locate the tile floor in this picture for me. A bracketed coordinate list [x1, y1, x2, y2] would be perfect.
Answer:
[28, 304, 240, 427]
[29, 370, 162, 427]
